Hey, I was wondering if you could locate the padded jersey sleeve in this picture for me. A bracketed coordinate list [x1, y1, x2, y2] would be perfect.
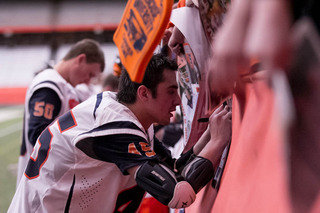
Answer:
[28, 88, 61, 146]
[78, 133, 159, 175]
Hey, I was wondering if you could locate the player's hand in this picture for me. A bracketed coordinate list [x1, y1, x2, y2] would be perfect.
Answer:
[206, 0, 251, 96]
[162, 27, 173, 46]
[198, 104, 232, 165]
[208, 104, 232, 149]
[168, 26, 185, 56]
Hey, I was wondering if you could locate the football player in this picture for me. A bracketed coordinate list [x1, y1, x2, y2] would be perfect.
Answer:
[10, 54, 231, 212]
[16, 39, 105, 185]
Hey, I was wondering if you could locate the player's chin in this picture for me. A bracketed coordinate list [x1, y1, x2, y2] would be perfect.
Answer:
[159, 116, 171, 125]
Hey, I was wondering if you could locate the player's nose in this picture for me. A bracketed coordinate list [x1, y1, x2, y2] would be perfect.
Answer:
[173, 94, 181, 106]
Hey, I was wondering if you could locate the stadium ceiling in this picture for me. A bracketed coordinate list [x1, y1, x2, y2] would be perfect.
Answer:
[0, 0, 127, 45]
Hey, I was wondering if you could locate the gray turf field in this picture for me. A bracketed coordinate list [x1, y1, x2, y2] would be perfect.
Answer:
[0, 105, 23, 213]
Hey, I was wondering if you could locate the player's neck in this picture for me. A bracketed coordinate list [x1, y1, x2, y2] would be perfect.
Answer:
[123, 102, 152, 131]
[55, 61, 71, 85]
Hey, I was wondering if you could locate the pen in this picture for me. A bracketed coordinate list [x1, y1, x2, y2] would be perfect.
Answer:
[198, 117, 209, 122]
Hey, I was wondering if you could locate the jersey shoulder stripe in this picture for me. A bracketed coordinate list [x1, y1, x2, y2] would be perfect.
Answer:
[33, 80, 63, 95]
[57, 111, 77, 133]
[29, 69, 67, 97]
[93, 93, 103, 120]
[76, 120, 146, 144]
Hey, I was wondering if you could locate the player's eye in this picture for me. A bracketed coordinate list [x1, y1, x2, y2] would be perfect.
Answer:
[168, 89, 176, 95]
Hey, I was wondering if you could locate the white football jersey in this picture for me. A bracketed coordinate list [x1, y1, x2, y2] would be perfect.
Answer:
[9, 92, 159, 213]
[17, 68, 80, 185]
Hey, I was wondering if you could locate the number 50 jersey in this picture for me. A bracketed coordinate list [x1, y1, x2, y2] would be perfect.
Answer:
[9, 92, 161, 213]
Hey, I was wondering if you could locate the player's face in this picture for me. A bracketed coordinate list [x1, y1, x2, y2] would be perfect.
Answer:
[148, 69, 181, 125]
[71, 62, 101, 87]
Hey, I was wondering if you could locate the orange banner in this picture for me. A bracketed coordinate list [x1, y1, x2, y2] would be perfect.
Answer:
[113, 0, 173, 83]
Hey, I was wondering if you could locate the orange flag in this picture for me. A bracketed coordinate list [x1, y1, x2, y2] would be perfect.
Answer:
[113, 0, 173, 83]
[211, 72, 291, 213]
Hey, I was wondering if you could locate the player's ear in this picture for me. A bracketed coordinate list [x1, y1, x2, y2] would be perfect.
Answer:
[137, 85, 150, 102]
[76, 54, 86, 64]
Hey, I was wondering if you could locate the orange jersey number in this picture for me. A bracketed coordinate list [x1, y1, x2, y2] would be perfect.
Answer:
[128, 142, 156, 157]
[33, 101, 54, 120]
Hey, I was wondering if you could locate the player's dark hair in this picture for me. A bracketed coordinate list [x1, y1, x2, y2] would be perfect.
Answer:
[63, 39, 105, 72]
[117, 53, 178, 104]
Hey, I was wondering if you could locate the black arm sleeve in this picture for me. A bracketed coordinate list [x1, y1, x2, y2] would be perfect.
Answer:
[175, 147, 194, 172]
[28, 88, 61, 146]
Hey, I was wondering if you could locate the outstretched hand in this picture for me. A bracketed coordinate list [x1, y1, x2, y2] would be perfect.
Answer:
[206, 0, 292, 97]
[168, 26, 185, 56]
[208, 104, 232, 148]
[206, 0, 252, 96]
[244, 0, 292, 71]
[162, 27, 173, 46]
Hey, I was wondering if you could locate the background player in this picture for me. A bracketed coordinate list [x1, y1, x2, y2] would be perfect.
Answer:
[102, 73, 119, 92]
[16, 38, 105, 185]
